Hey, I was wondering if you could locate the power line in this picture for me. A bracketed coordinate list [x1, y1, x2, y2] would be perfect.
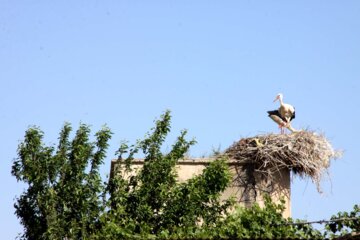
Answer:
[274, 217, 360, 226]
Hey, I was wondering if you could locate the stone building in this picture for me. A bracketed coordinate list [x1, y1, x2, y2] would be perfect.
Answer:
[110, 157, 291, 218]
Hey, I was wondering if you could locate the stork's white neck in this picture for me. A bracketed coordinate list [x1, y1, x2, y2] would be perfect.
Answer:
[279, 97, 284, 105]
[278, 95, 284, 105]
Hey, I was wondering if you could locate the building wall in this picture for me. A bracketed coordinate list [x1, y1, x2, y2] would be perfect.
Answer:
[111, 158, 291, 218]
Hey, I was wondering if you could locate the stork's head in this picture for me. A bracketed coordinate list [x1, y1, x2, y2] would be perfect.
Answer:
[273, 93, 283, 102]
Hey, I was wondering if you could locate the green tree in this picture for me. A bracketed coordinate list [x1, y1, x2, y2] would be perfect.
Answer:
[95, 110, 233, 239]
[325, 204, 360, 238]
[205, 196, 322, 239]
[12, 123, 112, 239]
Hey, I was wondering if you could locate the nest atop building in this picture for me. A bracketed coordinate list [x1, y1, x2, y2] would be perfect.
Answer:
[224, 131, 341, 192]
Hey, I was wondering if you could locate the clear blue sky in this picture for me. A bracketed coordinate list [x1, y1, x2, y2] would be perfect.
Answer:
[1, 1, 360, 238]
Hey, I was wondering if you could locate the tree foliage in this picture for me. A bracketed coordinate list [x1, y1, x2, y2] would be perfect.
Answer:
[325, 204, 360, 238]
[12, 123, 112, 239]
[12, 110, 359, 239]
[94, 110, 233, 239]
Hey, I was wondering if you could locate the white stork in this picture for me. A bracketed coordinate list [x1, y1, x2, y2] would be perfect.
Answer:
[267, 93, 296, 134]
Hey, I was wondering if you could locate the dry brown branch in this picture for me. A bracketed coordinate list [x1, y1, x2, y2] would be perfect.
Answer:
[224, 131, 342, 193]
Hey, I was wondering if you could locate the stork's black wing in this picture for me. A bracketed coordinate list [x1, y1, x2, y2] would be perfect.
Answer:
[290, 108, 295, 121]
[267, 110, 287, 122]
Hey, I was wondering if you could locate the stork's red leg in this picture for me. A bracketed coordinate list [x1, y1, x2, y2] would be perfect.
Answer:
[278, 125, 284, 134]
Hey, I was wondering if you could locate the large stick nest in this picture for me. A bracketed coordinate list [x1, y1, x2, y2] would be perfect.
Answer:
[224, 131, 341, 192]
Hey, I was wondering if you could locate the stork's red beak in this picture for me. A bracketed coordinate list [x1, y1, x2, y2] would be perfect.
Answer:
[273, 96, 279, 102]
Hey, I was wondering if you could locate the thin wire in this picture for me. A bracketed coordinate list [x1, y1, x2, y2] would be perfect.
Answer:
[273, 217, 360, 226]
